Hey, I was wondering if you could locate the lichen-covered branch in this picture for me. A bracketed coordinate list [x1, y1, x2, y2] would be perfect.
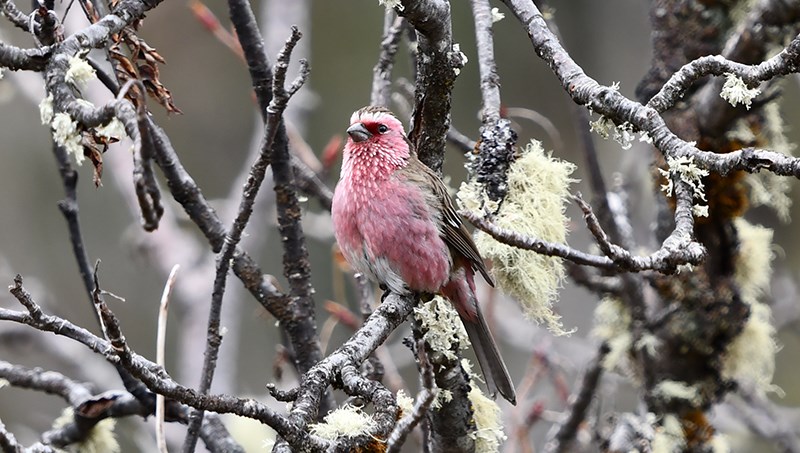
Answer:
[647, 34, 800, 113]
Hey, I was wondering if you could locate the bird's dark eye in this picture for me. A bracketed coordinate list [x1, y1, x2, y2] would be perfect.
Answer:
[377, 124, 389, 134]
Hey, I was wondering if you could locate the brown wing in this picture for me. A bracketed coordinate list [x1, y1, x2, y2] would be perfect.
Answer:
[406, 158, 495, 287]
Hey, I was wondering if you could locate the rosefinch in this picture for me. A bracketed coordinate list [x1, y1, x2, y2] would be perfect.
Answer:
[332, 106, 516, 404]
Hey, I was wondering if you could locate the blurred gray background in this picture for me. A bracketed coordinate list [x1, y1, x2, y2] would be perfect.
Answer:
[0, 0, 798, 451]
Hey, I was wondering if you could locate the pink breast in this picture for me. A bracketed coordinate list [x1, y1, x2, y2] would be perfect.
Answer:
[333, 176, 451, 293]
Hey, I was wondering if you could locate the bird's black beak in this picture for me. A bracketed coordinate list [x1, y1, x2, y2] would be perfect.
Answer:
[346, 123, 372, 143]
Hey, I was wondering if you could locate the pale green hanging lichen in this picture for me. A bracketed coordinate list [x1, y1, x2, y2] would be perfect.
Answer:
[592, 297, 633, 371]
[733, 218, 774, 302]
[468, 385, 507, 452]
[724, 218, 780, 395]
[53, 408, 119, 453]
[459, 140, 576, 335]
[743, 102, 795, 222]
[461, 358, 506, 452]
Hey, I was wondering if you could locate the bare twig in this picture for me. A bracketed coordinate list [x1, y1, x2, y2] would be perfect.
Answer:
[5, 277, 326, 450]
[471, 0, 501, 123]
[446, 125, 476, 153]
[50, 142, 100, 325]
[183, 28, 310, 453]
[156, 265, 179, 453]
[387, 341, 437, 452]
[226, 0, 328, 402]
[371, 11, 404, 107]
[575, 190, 705, 273]
[542, 343, 610, 453]
[0, 360, 92, 406]
[0, 0, 32, 32]
[732, 387, 800, 453]
[565, 263, 623, 294]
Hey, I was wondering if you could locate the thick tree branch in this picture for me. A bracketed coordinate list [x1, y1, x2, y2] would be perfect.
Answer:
[396, 0, 459, 171]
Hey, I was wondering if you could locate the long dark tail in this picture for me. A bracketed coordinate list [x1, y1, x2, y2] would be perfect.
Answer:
[462, 304, 517, 405]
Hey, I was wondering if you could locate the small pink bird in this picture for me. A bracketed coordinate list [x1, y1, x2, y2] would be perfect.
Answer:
[332, 106, 516, 404]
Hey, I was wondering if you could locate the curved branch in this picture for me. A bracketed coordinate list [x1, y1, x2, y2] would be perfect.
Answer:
[647, 35, 800, 113]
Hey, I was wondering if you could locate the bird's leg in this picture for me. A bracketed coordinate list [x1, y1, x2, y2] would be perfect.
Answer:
[419, 292, 435, 302]
[380, 287, 391, 302]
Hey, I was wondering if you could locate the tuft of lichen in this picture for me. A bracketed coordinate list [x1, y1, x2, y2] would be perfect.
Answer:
[53, 408, 119, 453]
[722, 302, 779, 395]
[65, 55, 96, 89]
[745, 102, 795, 222]
[378, 0, 404, 11]
[652, 380, 701, 406]
[720, 73, 760, 109]
[468, 385, 507, 453]
[96, 118, 127, 141]
[396, 389, 414, 415]
[592, 297, 633, 371]
[39, 94, 54, 125]
[658, 155, 709, 217]
[589, 115, 635, 150]
[309, 404, 376, 441]
[651, 414, 686, 453]
[464, 141, 576, 334]
[733, 218, 773, 302]
[51, 112, 84, 165]
[721, 218, 780, 394]
[413, 296, 469, 362]
[490, 7, 504, 22]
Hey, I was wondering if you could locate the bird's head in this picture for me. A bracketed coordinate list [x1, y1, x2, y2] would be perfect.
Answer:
[345, 106, 410, 160]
